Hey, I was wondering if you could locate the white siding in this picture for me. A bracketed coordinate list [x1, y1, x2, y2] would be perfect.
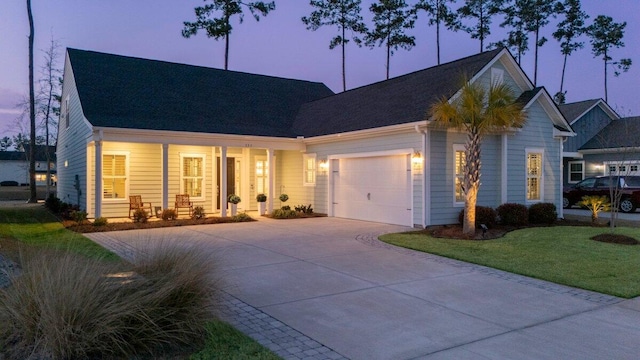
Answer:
[56, 54, 93, 209]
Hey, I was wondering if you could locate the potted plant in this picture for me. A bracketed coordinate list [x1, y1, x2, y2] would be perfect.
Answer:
[256, 193, 267, 215]
[228, 194, 241, 216]
[279, 193, 289, 210]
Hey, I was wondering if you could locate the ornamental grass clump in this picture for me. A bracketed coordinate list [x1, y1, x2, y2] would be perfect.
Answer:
[0, 243, 219, 359]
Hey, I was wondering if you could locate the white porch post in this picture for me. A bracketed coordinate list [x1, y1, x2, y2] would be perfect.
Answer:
[221, 146, 228, 217]
[162, 144, 169, 210]
[267, 148, 274, 214]
[94, 140, 102, 218]
[501, 133, 508, 204]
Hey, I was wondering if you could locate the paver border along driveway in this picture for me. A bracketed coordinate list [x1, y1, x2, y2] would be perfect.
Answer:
[88, 218, 640, 360]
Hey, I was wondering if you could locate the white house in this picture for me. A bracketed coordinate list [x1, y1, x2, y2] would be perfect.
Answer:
[0, 145, 56, 186]
[57, 47, 573, 226]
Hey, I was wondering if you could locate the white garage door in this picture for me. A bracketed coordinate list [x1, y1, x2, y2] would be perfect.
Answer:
[332, 154, 412, 226]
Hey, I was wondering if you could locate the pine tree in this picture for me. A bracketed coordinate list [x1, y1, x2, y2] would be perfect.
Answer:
[457, 0, 504, 52]
[552, 0, 588, 103]
[182, 0, 276, 70]
[366, 0, 416, 80]
[302, 0, 367, 91]
[587, 15, 632, 103]
[414, 0, 459, 64]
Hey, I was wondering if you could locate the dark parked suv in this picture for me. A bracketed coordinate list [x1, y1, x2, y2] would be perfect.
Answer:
[563, 176, 640, 213]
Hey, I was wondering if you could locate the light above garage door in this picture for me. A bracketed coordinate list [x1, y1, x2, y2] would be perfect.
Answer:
[332, 154, 412, 226]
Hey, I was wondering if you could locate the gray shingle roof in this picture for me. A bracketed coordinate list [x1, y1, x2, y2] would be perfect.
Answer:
[580, 116, 640, 150]
[68, 49, 335, 138]
[558, 99, 600, 124]
[292, 48, 503, 137]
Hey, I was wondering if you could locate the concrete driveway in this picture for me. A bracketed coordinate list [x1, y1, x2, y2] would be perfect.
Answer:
[87, 217, 640, 360]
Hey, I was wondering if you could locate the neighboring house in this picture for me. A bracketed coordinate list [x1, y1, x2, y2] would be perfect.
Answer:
[57, 47, 573, 226]
[559, 99, 640, 186]
[0, 145, 56, 185]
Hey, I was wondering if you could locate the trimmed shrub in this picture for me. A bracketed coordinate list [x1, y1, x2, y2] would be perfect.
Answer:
[192, 206, 206, 220]
[161, 209, 177, 221]
[294, 204, 314, 214]
[458, 206, 497, 228]
[272, 209, 299, 219]
[71, 210, 88, 224]
[279, 194, 289, 203]
[132, 209, 148, 223]
[256, 193, 267, 202]
[93, 217, 108, 227]
[45, 193, 63, 214]
[231, 213, 253, 222]
[280, 205, 291, 211]
[496, 203, 529, 226]
[528, 203, 557, 224]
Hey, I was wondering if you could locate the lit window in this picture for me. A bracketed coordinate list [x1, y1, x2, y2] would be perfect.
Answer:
[527, 151, 543, 201]
[454, 145, 465, 203]
[181, 155, 204, 198]
[103, 154, 127, 199]
[568, 161, 584, 183]
[256, 159, 268, 194]
[303, 154, 316, 186]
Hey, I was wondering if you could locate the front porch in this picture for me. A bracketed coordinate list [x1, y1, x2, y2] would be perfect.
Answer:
[84, 131, 311, 219]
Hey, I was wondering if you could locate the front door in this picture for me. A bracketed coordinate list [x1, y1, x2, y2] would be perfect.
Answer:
[217, 157, 236, 210]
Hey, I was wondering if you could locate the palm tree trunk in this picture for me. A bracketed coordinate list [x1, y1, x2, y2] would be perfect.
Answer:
[463, 130, 482, 235]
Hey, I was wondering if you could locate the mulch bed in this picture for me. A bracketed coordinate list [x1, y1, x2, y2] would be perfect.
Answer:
[65, 216, 255, 233]
[264, 213, 327, 220]
[420, 218, 638, 245]
[591, 234, 639, 245]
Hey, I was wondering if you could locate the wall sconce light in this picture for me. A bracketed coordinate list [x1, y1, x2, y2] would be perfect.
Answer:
[319, 159, 329, 172]
[412, 151, 423, 164]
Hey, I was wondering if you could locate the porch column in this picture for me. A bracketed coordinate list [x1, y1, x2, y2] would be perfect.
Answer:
[220, 146, 228, 217]
[501, 133, 508, 204]
[267, 148, 274, 213]
[94, 140, 102, 218]
[162, 144, 169, 209]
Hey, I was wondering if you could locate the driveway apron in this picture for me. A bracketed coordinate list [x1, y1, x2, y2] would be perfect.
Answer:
[87, 218, 640, 360]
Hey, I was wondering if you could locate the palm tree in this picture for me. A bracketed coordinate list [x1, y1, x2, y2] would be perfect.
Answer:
[430, 80, 527, 235]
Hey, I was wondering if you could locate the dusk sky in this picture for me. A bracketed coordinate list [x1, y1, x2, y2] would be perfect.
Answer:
[1, 0, 638, 140]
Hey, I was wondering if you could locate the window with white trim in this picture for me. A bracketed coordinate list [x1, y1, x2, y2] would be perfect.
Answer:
[454, 145, 465, 204]
[103, 153, 128, 199]
[303, 153, 316, 186]
[181, 154, 205, 199]
[568, 161, 584, 183]
[526, 150, 543, 201]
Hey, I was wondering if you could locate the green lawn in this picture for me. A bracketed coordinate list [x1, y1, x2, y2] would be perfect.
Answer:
[0, 205, 281, 359]
[380, 226, 640, 298]
[0, 206, 117, 260]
